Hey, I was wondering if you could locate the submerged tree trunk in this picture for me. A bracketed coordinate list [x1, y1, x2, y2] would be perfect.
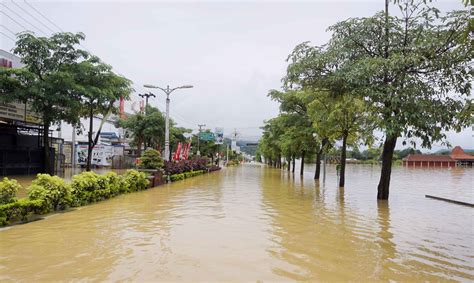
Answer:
[43, 122, 52, 174]
[292, 155, 295, 173]
[287, 156, 291, 172]
[314, 139, 327, 180]
[300, 150, 305, 176]
[377, 135, 397, 200]
[339, 132, 348, 187]
[314, 150, 322, 180]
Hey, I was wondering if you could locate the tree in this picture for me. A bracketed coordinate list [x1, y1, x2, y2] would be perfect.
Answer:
[268, 90, 316, 176]
[1, 32, 88, 174]
[118, 106, 190, 158]
[328, 1, 472, 199]
[284, 1, 472, 199]
[73, 57, 132, 171]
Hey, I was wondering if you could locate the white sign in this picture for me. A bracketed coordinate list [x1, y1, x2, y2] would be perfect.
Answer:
[215, 127, 224, 144]
[76, 144, 114, 166]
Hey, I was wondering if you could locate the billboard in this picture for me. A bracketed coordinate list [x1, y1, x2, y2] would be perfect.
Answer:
[76, 144, 114, 166]
[199, 132, 215, 142]
[215, 128, 224, 144]
[0, 101, 42, 124]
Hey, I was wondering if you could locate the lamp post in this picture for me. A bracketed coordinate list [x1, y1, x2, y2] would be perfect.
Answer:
[143, 84, 193, 161]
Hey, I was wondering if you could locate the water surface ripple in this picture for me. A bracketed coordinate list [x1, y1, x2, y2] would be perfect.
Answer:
[0, 165, 472, 281]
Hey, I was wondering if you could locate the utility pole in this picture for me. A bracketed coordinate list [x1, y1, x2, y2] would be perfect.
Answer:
[197, 124, 206, 156]
[144, 84, 193, 161]
[138, 92, 155, 113]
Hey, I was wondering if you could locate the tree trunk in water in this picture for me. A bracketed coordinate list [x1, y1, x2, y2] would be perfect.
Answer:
[86, 109, 94, 172]
[314, 150, 322, 180]
[43, 122, 52, 174]
[300, 150, 305, 176]
[339, 132, 348, 187]
[377, 135, 397, 200]
[292, 155, 295, 173]
[287, 156, 291, 172]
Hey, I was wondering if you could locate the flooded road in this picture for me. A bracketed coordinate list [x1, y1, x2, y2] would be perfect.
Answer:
[0, 164, 473, 281]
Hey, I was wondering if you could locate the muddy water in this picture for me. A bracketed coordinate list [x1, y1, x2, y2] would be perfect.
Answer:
[0, 165, 472, 281]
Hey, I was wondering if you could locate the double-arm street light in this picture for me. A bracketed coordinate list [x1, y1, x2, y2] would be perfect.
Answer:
[143, 84, 193, 161]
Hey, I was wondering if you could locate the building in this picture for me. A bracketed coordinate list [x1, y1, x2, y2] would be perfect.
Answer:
[403, 146, 474, 168]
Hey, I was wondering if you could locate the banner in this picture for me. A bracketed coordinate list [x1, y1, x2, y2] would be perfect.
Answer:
[173, 142, 182, 161]
[215, 128, 224, 144]
[76, 144, 113, 166]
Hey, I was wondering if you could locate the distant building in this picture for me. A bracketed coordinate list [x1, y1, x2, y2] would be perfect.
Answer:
[403, 146, 474, 168]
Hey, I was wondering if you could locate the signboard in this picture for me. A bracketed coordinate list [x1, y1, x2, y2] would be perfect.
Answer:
[0, 101, 42, 124]
[63, 143, 72, 165]
[215, 128, 224, 144]
[76, 144, 113, 166]
[0, 102, 26, 121]
[199, 132, 215, 142]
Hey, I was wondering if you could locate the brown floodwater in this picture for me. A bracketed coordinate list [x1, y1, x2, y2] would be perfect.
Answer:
[0, 164, 473, 281]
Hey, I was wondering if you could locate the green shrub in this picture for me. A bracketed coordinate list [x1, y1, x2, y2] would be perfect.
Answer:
[0, 177, 21, 205]
[105, 172, 122, 196]
[0, 199, 46, 226]
[122, 169, 149, 192]
[28, 174, 72, 211]
[170, 173, 185, 182]
[71, 171, 112, 206]
[138, 149, 164, 169]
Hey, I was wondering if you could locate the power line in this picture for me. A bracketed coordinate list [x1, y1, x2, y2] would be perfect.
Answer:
[11, 0, 55, 34]
[0, 31, 15, 42]
[23, 0, 63, 32]
[0, 24, 16, 37]
[0, 2, 46, 35]
[0, 10, 31, 32]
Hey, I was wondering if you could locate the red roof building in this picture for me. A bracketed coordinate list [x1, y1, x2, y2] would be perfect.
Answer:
[403, 146, 473, 168]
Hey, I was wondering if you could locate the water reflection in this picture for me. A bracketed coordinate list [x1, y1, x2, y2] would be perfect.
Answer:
[0, 165, 473, 281]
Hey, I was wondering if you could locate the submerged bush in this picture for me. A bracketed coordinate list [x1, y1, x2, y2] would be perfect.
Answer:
[122, 169, 149, 192]
[0, 177, 21, 205]
[0, 199, 46, 226]
[105, 172, 123, 196]
[138, 149, 164, 170]
[170, 170, 206, 182]
[71, 171, 112, 206]
[28, 174, 72, 211]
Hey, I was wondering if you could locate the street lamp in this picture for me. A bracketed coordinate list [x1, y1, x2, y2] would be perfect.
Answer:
[143, 84, 193, 161]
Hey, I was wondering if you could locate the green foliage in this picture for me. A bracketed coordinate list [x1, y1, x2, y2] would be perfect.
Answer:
[72, 56, 132, 170]
[118, 106, 191, 156]
[139, 149, 164, 170]
[28, 174, 72, 211]
[0, 199, 46, 226]
[0, 32, 89, 172]
[71, 171, 112, 206]
[122, 169, 149, 192]
[169, 170, 206, 182]
[0, 177, 21, 205]
[105, 172, 123, 196]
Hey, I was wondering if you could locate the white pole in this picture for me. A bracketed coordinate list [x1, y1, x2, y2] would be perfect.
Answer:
[71, 126, 76, 168]
[164, 91, 170, 161]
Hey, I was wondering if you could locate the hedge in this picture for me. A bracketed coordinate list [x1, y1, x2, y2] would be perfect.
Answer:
[169, 170, 207, 182]
[0, 169, 149, 227]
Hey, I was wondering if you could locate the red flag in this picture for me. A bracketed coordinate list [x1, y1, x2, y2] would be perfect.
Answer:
[183, 141, 192, 160]
[173, 142, 182, 161]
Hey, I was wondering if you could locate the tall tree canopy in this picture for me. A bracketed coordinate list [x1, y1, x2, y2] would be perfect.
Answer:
[1, 32, 88, 173]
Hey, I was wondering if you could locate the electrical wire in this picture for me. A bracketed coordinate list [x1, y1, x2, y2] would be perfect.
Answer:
[0, 31, 15, 42]
[23, 0, 63, 32]
[0, 2, 46, 35]
[11, 0, 55, 34]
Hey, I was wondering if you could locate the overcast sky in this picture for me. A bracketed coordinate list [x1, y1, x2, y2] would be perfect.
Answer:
[0, 0, 471, 150]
